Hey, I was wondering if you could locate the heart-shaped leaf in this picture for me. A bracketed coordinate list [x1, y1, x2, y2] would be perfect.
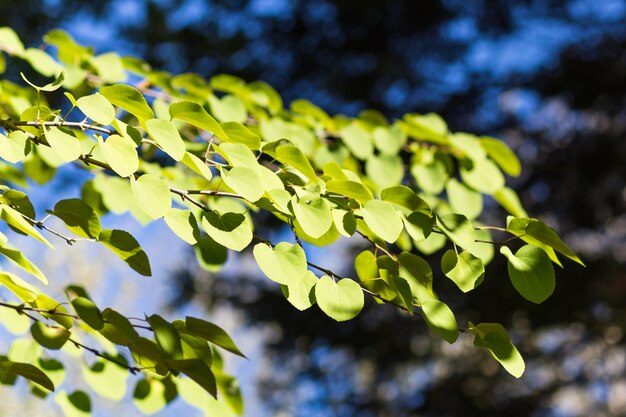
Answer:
[315, 276, 364, 322]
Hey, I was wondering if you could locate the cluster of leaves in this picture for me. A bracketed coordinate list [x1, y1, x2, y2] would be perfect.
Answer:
[0, 27, 582, 415]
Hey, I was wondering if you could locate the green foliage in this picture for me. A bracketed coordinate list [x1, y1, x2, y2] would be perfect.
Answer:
[0, 26, 583, 416]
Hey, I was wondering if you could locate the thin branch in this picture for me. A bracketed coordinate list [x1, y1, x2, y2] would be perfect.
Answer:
[356, 230, 397, 260]
[11, 120, 116, 136]
[69, 338, 142, 374]
[474, 225, 511, 233]
[169, 188, 210, 212]
[19, 213, 94, 245]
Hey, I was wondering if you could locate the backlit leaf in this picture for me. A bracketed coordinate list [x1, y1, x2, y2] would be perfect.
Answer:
[441, 250, 484, 292]
[281, 270, 318, 311]
[471, 322, 525, 378]
[76, 93, 115, 125]
[130, 174, 172, 219]
[253, 242, 307, 285]
[100, 134, 138, 178]
[97, 229, 151, 276]
[436, 213, 475, 250]
[45, 127, 81, 163]
[501, 245, 555, 304]
[421, 299, 458, 343]
[185, 317, 245, 358]
[315, 276, 364, 322]
[100, 84, 154, 122]
[146, 118, 186, 161]
[200, 211, 252, 252]
[360, 200, 403, 243]
[51, 198, 101, 238]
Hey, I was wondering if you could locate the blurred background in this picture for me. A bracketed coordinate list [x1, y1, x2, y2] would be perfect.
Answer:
[2, 0, 626, 416]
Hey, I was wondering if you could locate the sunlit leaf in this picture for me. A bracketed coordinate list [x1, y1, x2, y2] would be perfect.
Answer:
[315, 276, 364, 322]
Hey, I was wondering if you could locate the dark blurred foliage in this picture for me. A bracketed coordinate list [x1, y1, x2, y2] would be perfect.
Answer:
[3, 0, 626, 416]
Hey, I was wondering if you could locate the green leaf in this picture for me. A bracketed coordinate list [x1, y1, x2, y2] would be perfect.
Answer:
[501, 245, 555, 304]
[0, 27, 24, 54]
[403, 212, 434, 242]
[480, 137, 521, 177]
[0, 307, 30, 335]
[365, 154, 404, 188]
[167, 359, 217, 398]
[90, 52, 126, 83]
[411, 158, 448, 195]
[421, 299, 458, 343]
[82, 360, 128, 401]
[0, 244, 47, 284]
[220, 167, 265, 202]
[494, 187, 528, 218]
[292, 195, 332, 239]
[383, 272, 414, 314]
[99, 308, 140, 346]
[44, 127, 81, 163]
[181, 152, 213, 180]
[71, 297, 104, 330]
[326, 180, 373, 203]
[76, 93, 115, 125]
[372, 125, 406, 155]
[20, 71, 64, 91]
[145, 119, 186, 161]
[253, 242, 307, 285]
[130, 174, 172, 219]
[0, 360, 54, 392]
[0, 204, 52, 247]
[436, 213, 475, 250]
[220, 121, 262, 150]
[28, 293, 72, 329]
[216, 142, 257, 168]
[148, 314, 183, 360]
[291, 99, 331, 126]
[185, 317, 245, 358]
[194, 235, 228, 272]
[55, 390, 91, 417]
[97, 229, 151, 276]
[249, 80, 283, 114]
[397, 251, 434, 302]
[51, 198, 101, 238]
[100, 84, 154, 122]
[361, 200, 404, 243]
[339, 122, 373, 160]
[164, 209, 200, 245]
[22, 49, 63, 77]
[331, 209, 356, 237]
[508, 217, 584, 266]
[276, 145, 318, 182]
[471, 322, 525, 378]
[100, 134, 139, 178]
[133, 378, 176, 415]
[200, 211, 252, 252]
[44, 29, 92, 63]
[441, 250, 484, 292]
[0, 271, 37, 301]
[30, 322, 70, 350]
[459, 158, 504, 194]
[446, 178, 483, 220]
[400, 113, 449, 144]
[0, 131, 30, 163]
[315, 276, 364, 322]
[208, 94, 247, 123]
[169, 100, 228, 141]
[260, 117, 316, 154]
[281, 270, 318, 311]
[380, 185, 430, 214]
[354, 250, 378, 281]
